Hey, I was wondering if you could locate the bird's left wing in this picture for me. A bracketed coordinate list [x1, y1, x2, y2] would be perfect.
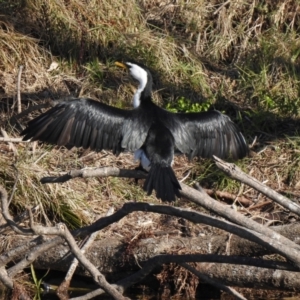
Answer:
[22, 98, 150, 155]
[165, 110, 248, 160]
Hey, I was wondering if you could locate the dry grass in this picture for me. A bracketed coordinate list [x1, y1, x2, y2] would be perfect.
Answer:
[0, 0, 299, 225]
[0, 1, 300, 296]
[1, 0, 300, 107]
[0, 20, 52, 96]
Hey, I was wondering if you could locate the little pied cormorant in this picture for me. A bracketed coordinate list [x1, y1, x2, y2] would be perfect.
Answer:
[22, 61, 248, 202]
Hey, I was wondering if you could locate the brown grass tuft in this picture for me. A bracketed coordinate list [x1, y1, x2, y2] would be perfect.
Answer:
[0, 20, 52, 96]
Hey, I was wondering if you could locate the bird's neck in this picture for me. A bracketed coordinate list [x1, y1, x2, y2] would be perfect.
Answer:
[133, 81, 152, 107]
[133, 88, 142, 108]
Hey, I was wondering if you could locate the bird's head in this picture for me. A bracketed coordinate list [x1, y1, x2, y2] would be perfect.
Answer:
[115, 61, 153, 106]
[115, 61, 152, 88]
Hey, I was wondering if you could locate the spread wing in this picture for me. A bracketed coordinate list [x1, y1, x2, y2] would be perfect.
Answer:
[165, 110, 248, 160]
[22, 98, 151, 155]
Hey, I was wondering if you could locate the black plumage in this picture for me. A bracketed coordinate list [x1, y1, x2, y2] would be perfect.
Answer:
[22, 61, 248, 201]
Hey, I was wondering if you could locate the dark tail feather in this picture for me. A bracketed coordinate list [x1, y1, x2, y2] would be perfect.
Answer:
[143, 164, 181, 202]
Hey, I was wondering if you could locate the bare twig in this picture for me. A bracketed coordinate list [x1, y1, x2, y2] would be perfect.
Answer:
[0, 205, 41, 234]
[213, 156, 300, 217]
[213, 0, 231, 15]
[16, 65, 23, 114]
[0, 128, 18, 155]
[8, 165, 19, 206]
[248, 200, 273, 210]
[0, 137, 27, 143]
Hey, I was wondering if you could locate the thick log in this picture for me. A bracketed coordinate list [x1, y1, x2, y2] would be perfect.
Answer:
[2, 222, 300, 291]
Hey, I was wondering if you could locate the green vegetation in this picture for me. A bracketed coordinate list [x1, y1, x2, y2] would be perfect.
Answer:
[30, 265, 48, 300]
[166, 97, 211, 113]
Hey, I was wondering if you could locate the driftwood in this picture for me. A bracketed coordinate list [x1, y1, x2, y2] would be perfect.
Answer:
[1, 157, 300, 299]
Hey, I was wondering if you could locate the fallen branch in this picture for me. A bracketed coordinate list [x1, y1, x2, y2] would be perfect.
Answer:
[214, 156, 300, 217]
[196, 262, 300, 290]
[180, 183, 300, 266]
[0, 236, 44, 268]
[7, 235, 63, 278]
[40, 166, 147, 183]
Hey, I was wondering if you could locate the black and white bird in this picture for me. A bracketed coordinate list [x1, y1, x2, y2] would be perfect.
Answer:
[22, 61, 248, 201]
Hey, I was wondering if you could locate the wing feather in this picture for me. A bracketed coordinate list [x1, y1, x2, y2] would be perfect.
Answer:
[82, 123, 92, 149]
[164, 110, 248, 160]
[22, 98, 151, 154]
[57, 117, 75, 146]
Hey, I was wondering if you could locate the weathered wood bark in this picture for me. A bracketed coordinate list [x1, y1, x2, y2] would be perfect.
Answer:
[199, 263, 300, 290]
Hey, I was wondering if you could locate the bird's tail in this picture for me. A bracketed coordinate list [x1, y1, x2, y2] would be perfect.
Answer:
[143, 164, 181, 202]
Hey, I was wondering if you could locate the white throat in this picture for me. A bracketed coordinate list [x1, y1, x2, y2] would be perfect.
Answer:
[133, 85, 144, 108]
[126, 62, 148, 108]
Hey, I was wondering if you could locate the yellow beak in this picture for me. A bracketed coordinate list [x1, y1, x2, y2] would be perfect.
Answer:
[115, 61, 127, 69]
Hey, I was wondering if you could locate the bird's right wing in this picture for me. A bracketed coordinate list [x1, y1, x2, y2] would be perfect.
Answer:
[165, 110, 248, 160]
[22, 98, 151, 155]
